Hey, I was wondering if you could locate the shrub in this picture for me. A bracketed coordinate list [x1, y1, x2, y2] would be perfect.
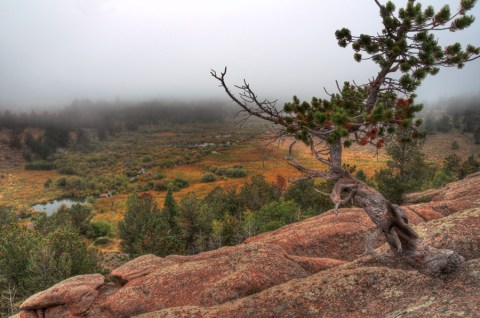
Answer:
[474, 128, 480, 144]
[87, 220, 114, 239]
[44, 178, 53, 188]
[153, 173, 165, 180]
[254, 200, 301, 233]
[214, 167, 228, 176]
[8, 128, 23, 149]
[173, 178, 189, 189]
[0, 224, 39, 291]
[355, 169, 367, 182]
[239, 175, 279, 211]
[451, 141, 459, 150]
[0, 206, 16, 227]
[53, 204, 93, 235]
[154, 180, 169, 191]
[225, 167, 247, 178]
[142, 156, 153, 163]
[434, 114, 452, 133]
[25, 161, 56, 170]
[284, 179, 333, 214]
[28, 229, 97, 291]
[56, 177, 67, 187]
[373, 136, 433, 204]
[201, 172, 217, 183]
[0, 224, 97, 315]
[214, 166, 247, 178]
[203, 186, 242, 217]
[58, 166, 78, 175]
[118, 193, 183, 256]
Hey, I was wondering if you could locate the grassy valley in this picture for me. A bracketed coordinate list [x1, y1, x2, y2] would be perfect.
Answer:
[1, 106, 479, 316]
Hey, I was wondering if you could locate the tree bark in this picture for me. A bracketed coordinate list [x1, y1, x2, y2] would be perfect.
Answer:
[331, 175, 465, 277]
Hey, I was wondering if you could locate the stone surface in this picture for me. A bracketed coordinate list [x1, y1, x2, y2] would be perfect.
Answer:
[110, 254, 177, 283]
[138, 207, 480, 318]
[94, 243, 310, 318]
[137, 259, 480, 318]
[19, 173, 480, 318]
[21, 274, 104, 310]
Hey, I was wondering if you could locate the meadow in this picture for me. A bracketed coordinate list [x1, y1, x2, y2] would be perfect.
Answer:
[1, 117, 479, 253]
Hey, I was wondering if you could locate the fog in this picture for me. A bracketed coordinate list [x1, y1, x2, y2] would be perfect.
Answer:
[425, 94, 480, 112]
[1, 0, 479, 109]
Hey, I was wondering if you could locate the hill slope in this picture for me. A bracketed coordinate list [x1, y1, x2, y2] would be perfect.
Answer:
[18, 173, 480, 318]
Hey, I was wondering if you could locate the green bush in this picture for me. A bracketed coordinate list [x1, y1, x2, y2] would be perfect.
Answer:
[475, 128, 480, 144]
[239, 175, 280, 211]
[118, 193, 183, 257]
[25, 160, 56, 170]
[254, 200, 300, 233]
[44, 178, 53, 188]
[0, 206, 16, 227]
[355, 169, 367, 182]
[153, 172, 165, 180]
[58, 166, 78, 175]
[225, 167, 247, 178]
[0, 225, 97, 314]
[284, 179, 334, 214]
[173, 178, 189, 189]
[201, 172, 217, 183]
[52, 204, 93, 235]
[28, 229, 97, 291]
[56, 177, 67, 187]
[87, 220, 114, 239]
[215, 167, 228, 176]
[142, 156, 153, 163]
[214, 166, 247, 178]
[154, 180, 169, 191]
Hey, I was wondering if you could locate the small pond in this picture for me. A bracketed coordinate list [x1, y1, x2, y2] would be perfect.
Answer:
[32, 198, 86, 216]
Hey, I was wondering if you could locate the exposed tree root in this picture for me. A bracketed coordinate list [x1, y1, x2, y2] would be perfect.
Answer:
[332, 175, 465, 277]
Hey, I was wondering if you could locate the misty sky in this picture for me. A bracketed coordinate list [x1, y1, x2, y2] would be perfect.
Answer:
[1, 0, 479, 109]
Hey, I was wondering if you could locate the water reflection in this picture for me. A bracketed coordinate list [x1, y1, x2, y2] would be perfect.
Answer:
[32, 198, 86, 216]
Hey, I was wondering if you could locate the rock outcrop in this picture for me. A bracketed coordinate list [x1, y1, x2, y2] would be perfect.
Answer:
[19, 174, 480, 318]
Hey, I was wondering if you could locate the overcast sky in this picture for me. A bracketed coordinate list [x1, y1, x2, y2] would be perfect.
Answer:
[0, 0, 479, 109]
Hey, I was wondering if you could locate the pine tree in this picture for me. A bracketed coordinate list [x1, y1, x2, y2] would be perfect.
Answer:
[163, 187, 178, 230]
[374, 132, 432, 203]
[177, 193, 202, 253]
[212, 0, 480, 276]
[119, 193, 182, 256]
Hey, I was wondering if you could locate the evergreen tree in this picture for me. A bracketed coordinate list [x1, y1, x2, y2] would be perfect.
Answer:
[355, 169, 367, 182]
[374, 132, 432, 203]
[212, 0, 480, 275]
[0, 224, 97, 316]
[435, 114, 453, 133]
[0, 205, 16, 227]
[163, 187, 178, 230]
[177, 193, 203, 253]
[27, 229, 97, 291]
[119, 193, 182, 256]
[254, 199, 301, 233]
[202, 186, 242, 217]
[423, 115, 436, 134]
[284, 179, 333, 214]
[459, 155, 480, 178]
[474, 127, 480, 144]
[238, 175, 279, 212]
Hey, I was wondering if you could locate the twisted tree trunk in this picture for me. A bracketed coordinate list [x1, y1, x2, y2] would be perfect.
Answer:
[330, 172, 465, 277]
[211, 68, 465, 277]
